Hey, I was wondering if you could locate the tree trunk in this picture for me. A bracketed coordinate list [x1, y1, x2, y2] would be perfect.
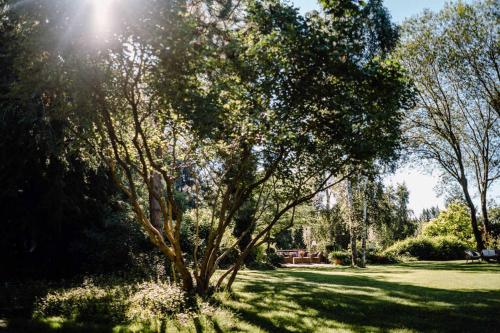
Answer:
[226, 265, 240, 292]
[462, 183, 484, 251]
[480, 190, 490, 237]
[346, 179, 357, 267]
[174, 256, 194, 292]
[149, 172, 163, 231]
[361, 186, 367, 268]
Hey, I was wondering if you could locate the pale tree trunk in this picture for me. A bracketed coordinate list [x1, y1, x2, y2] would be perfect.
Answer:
[480, 190, 490, 238]
[360, 180, 367, 268]
[346, 179, 357, 267]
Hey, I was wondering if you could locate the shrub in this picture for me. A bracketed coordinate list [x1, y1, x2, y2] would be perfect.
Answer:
[266, 252, 284, 267]
[383, 236, 468, 260]
[34, 278, 188, 325]
[383, 237, 436, 260]
[126, 281, 187, 323]
[432, 236, 469, 260]
[365, 250, 400, 264]
[33, 278, 129, 324]
[328, 251, 351, 265]
[246, 261, 276, 270]
[422, 203, 474, 246]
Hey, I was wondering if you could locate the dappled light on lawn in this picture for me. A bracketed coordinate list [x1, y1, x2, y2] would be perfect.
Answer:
[223, 262, 500, 332]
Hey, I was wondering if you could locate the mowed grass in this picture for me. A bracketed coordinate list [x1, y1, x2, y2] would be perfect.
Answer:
[1, 261, 499, 332]
[218, 261, 500, 333]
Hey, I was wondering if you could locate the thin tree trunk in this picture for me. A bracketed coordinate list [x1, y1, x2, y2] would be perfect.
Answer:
[361, 184, 367, 268]
[346, 179, 357, 267]
[480, 190, 490, 238]
[226, 264, 240, 292]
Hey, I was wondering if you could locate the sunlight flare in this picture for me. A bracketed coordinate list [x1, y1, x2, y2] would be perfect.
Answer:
[89, 0, 115, 36]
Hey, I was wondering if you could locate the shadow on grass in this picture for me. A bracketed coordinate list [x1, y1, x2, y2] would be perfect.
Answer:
[0, 317, 118, 333]
[2, 262, 500, 332]
[227, 269, 500, 333]
[0, 281, 138, 333]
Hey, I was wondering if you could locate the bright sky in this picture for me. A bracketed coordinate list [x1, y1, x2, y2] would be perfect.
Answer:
[291, 0, 499, 215]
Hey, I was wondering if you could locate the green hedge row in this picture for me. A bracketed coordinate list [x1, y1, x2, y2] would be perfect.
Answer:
[382, 236, 468, 260]
[328, 250, 399, 265]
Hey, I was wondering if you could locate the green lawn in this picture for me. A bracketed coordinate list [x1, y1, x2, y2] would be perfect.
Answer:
[1, 261, 499, 332]
[217, 261, 500, 333]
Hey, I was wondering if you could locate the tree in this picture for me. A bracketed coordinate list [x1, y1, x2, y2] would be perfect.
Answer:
[423, 203, 474, 246]
[419, 206, 440, 223]
[0, 2, 128, 279]
[14, 0, 412, 294]
[399, 0, 500, 250]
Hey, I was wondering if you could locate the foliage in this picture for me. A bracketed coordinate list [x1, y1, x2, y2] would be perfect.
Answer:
[422, 203, 474, 246]
[328, 251, 351, 265]
[266, 251, 284, 268]
[329, 248, 399, 265]
[310, 179, 416, 255]
[126, 282, 187, 323]
[399, 0, 500, 249]
[33, 278, 188, 326]
[365, 249, 400, 264]
[0, 1, 139, 280]
[487, 206, 500, 240]
[5, 0, 412, 294]
[309, 204, 350, 253]
[33, 278, 130, 324]
[418, 206, 440, 222]
[383, 236, 469, 260]
[372, 183, 417, 247]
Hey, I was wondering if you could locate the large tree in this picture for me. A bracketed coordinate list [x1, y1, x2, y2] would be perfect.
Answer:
[12, 0, 412, 294]
[399, 0, 500, 250]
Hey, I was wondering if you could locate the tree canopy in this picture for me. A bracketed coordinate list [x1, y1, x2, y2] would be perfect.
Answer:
[2, 0, 413, 293]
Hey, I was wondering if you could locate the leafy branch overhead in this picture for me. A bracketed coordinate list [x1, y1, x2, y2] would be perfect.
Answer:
[7, 0, 412, 294]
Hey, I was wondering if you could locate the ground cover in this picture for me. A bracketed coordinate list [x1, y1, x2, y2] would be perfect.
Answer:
[1, 261, 499, 332]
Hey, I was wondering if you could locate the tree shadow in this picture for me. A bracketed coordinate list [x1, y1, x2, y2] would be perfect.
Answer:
[0, 280, 124, 333]
[0, 317, 115, 333]
[227, 269, 500, 333]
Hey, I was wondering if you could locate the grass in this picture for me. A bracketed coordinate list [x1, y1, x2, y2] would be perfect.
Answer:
[221, 261, 500, 332]
[1, 261, 499, 332]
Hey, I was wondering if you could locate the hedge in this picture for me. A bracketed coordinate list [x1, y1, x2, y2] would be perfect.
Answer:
[382, 235, 468, 260]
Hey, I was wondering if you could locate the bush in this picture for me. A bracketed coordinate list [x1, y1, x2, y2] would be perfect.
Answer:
[432, 236, 469, 260]
[365, 250, 400, 264]
[383, 236, 468, 260]
[328, 251, 351, 265]
[422, 203, 475, 246]
[246, 261, 276, 270]
[34, 278, 188, 325]
[126, 281, 187, 323]
[266, 249, 283, 267]
[33, 278, 129, 324]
